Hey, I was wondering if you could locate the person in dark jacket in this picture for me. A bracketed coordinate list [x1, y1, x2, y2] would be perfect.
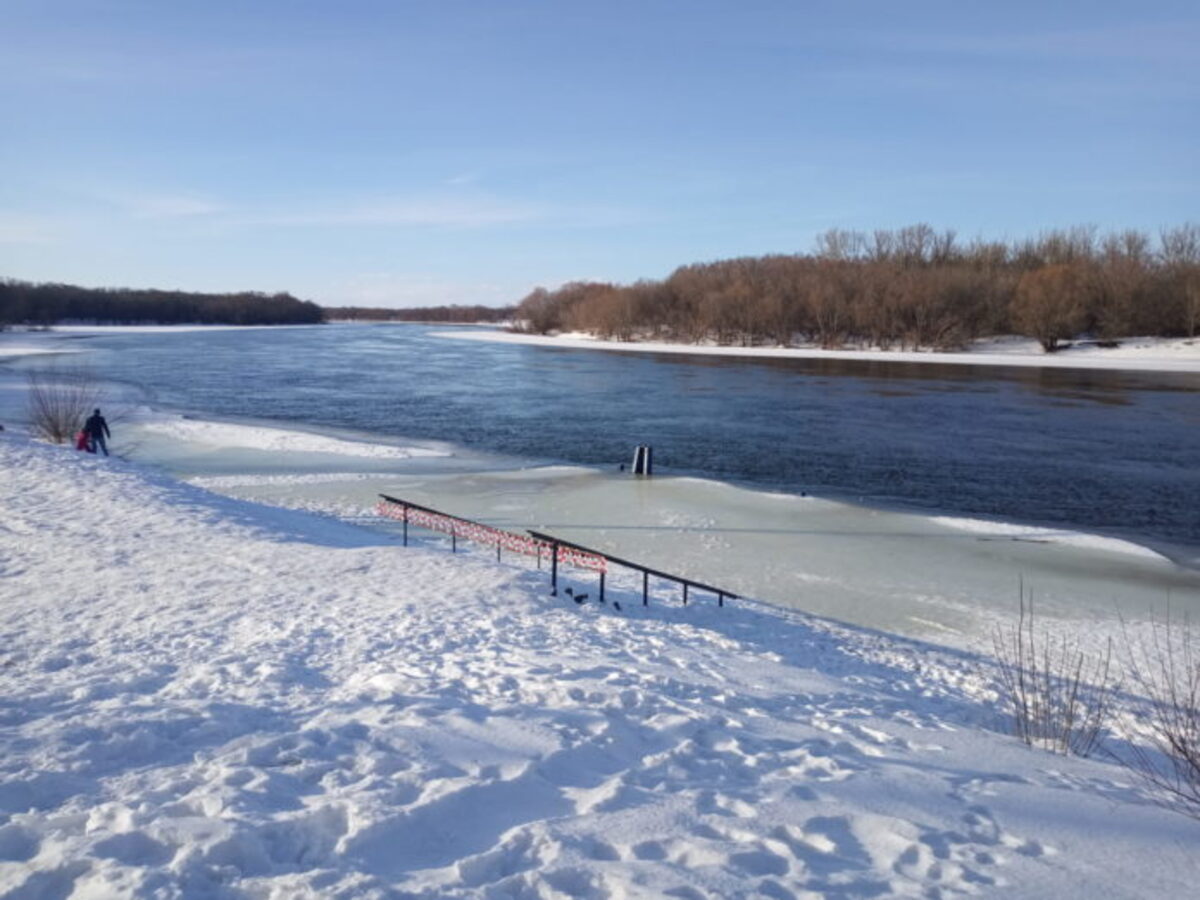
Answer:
[84, 409, 111, 456]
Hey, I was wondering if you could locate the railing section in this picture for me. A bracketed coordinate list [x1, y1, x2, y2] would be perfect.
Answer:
[376, 495, 737, 609]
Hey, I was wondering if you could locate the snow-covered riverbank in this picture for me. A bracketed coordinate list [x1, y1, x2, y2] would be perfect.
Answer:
[3, 432, 1199, 898]
[435, 330, 1200, 373]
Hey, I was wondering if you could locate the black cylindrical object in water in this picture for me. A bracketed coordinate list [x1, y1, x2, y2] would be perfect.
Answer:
[631, 445, 653, 475]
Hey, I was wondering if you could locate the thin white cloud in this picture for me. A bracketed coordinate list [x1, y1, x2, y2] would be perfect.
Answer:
[0, 212, 58, 244]
[128, 194, 224, 219]
[83, 186, 224, 219]
[245, 195, 543, 229]
[26, 183, 642, 237]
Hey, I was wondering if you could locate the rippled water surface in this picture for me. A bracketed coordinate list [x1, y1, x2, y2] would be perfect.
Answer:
[60, 324, 1200, 547]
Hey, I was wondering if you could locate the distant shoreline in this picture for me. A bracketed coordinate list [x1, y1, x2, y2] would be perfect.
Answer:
[434, 329, 1200, 374]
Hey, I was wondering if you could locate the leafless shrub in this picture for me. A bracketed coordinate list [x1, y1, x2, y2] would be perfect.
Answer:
[26, 366, 104, 444]
[992, 589, 1118, 756]
[1119, 614, 1200, 818]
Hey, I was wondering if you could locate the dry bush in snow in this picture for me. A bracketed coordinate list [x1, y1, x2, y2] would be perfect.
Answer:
[26, 367, 104, 444]
[992, 590, 1118, 757]
[1119, 615, 1200, 818]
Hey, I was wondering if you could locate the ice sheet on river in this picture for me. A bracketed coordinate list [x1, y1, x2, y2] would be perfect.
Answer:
[171, 431, 1200, 650]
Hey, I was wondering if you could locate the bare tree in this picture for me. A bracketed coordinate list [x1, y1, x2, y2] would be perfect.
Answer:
[26, 367, 104, 444]
[1160, 224, 1200, 337]
[1012, 264, 1091, 351]
[814, 228, 865, 261]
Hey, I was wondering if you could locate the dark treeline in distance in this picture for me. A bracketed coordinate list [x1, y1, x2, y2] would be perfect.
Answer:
[515, 224, 1200, 352]
[325, 305, 515, 324]
[0, 279, 324, 327]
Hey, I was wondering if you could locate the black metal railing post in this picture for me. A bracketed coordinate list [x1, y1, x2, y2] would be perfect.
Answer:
[599, 571, 606, 603]
[526, 528, 737, 612]
[402, 503, 408, 547]
[550, 541, 559, 596]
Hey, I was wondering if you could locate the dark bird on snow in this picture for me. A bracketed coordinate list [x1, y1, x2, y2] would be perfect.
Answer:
[613, 601, 622, 611]
[564, 587, 574, 596]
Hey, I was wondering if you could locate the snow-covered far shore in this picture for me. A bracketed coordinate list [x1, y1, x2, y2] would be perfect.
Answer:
[3, 431, 1199, 898]
[433, 329, 1200, 373]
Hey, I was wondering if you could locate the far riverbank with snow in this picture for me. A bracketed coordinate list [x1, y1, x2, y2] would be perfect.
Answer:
[435, 329, 1200, 373]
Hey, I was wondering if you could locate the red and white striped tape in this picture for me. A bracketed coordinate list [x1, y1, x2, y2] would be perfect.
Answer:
[376, 500, 608, 572]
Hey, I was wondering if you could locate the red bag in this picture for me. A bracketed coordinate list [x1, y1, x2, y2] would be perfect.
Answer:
[75, 430, 91, 452]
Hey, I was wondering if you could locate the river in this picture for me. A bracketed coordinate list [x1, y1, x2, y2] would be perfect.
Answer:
[59, 323, 1200, 548]
[6, 324, 1200, 646]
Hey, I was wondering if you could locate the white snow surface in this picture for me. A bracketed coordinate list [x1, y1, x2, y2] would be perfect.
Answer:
[135, 416, 449, 460]
[0, 344, 75, 360]
[929, 516, 1167, 561]
[2, 434, 1198, 898]
[435, 331, 1200, 373]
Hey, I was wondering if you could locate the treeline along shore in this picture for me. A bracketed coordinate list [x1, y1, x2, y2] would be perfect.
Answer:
[0, 279, 324, 327]
[0, 278, 517, 329]
[515, 224, 1200, 352]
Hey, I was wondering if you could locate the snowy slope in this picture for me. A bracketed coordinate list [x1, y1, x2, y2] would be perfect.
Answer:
[1, 435, 1197, 899]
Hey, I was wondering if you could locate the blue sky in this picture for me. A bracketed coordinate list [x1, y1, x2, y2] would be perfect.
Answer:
[2, 1, 1196, 307]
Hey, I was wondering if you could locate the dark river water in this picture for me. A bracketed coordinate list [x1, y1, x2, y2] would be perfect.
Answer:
[52, 324, 1200, 547]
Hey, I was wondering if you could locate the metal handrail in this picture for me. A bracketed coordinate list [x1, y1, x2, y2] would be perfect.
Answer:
[527, 530, 737, 607]
[376, 494, 736, 608]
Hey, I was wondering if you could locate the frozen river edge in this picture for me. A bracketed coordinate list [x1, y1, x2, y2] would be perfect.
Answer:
[3, 327, 1200, 654]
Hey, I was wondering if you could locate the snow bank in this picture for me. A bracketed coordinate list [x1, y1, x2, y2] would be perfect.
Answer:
[435, 330, 1200, 373]
[0, 345, 61, 360]
[0, 336, 77, 361]
[135, 415, 449, 460]
[2, 433, 1198, 898]
[930, 515, 1169, 561]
